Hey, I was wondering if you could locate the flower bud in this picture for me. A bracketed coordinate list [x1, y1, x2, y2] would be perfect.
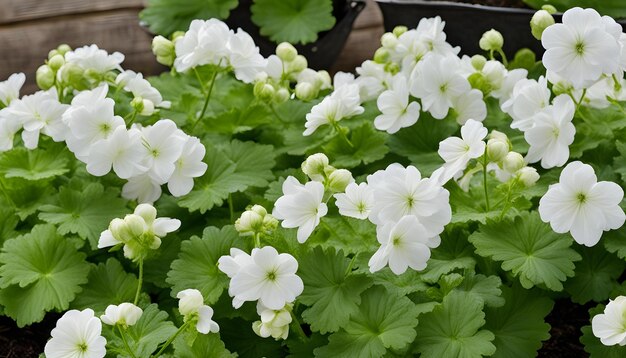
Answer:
[48, 49, 60, 60]
[57, 44, 72, 55]
[302, 153, 330, 182]
[36, 65, 55, 90]
[254, 82, 275, 101]
[393, 26, 408, 37]
[317, 70, 332, 90]
[273, 88, 290, 104]
[487, 139, 509, 162]
[152, 35, 175, 66]
[139, 99, 155, 116]
[262, 214, 278, 232]
[381, 32, 398, 48]
[471, 55, 487, 71]
[327, 169, 354, 192]
[517, 166, 539, 187]
[177, 289, 204, 316]
[541, 4, 557, 14]
[276, 42, 297, 62]
[134, 203, 157, 224]
[288, 55, 308, 73]
[171, 31, 185, 42]
[374, 48, 390, 64]
[48, 54, 65, 71]
[235, 210, 264, 236]
[109, 218, 129, 243]
[479, 29, 504, 52]
[384, 62, 400, 74]
[124, 214, 146, 238]
[502, 152, 525, 173]
[530, 10, 555, 41]
[295, 82, 316, 101]
[489, 130, 509, 144]
[131, 96, 145, 114]
[250, 204, 268, 217]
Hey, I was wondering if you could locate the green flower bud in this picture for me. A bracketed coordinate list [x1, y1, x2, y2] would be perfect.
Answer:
[486, 139, 509, 162]
[468, 72, 491, 95]
[171, 31, 185, 42]
[276, 42, 298, 62]
[124, 214, 146, 238]
[109, 218, 129, 243]
[254, 82, 275, 101]
[479, 29, 504, 52]
[274, 88, 290, 104]
[517, 166, 539, 187]
[48, 49, 60, 60]
[36, 65, 55, 90]
[235, 210, 264, 236]
[381, 32, 398, 48]
[48, 54, 65, 71]
[302, 153, 330, 182]
[317, 70, 332, 90]
[250, 204, 268, 217]
[262, 214, 278, 232]
[288, 55, 308, 73]
[393, 26, 408, 37]
[530, 10, 555, 41]
[470, 55, 487, 71]
[374, 48, 390, 64]
[295, 82, 316, 101]
[57, 44, 72, 55]
[327, 169, 354, 193]
[502, 152, 525, 173]
[152, 35, 175, 66]
[131, 96, 145, 114]
[511, 48, 537, 70]
[541, 5, 557, 14]
[489, 130, 509, 144]
[384, 62, 400, 74]
[139, 99, 155, 116]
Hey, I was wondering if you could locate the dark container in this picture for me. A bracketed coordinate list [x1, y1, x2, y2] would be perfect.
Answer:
[375, 0, 626, 57]
[226, 0, 366, 70]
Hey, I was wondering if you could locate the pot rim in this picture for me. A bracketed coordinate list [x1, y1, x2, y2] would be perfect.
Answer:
[374, 0, 538, 15]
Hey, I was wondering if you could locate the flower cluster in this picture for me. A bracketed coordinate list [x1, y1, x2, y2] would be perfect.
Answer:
[177, 289, 220, 334]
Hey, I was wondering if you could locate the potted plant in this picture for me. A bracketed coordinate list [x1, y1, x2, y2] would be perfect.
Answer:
[140, 0, 365, 69]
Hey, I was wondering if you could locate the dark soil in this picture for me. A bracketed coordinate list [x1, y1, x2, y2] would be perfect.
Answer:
[538, 299, 593, 357]
[0, 314, 58, 358]
[442, 0, 530, 8]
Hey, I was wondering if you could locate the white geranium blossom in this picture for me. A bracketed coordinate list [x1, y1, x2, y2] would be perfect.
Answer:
[44, 309, 107, 358]
[354, 60, 391, 101]
[368, 215, 440, 275]
[437, 119, 488, 184]
[0, 115, 20, 152]
[226, 246, 304, 310]
[138, 119, 187, 184]
[122, 173, 163, 204]
[167, 136, 208, 197]
[115, 70, 171, 115]
[592, 296, 626, 346]
[502, 76, 551, 131]
[86, 126, 145, 179]
[303, 83, 363, 136]
[451, 89, 487, 124]
[492, 68, 528, 106]
[227, 29, 267, 83]
[374, 74, 420, 134]
[100, 303, 143, 327]
[272, 177, 328, 243]
[539, 161, 626, 246]
[176, 289, 220, 334]
[0, 72, 25, 106]
[334, 182, 375, 220]
[252, 302, 292, 340]
[524, 95, 576, 169]
[541, 7, 621, 89]
[174, 19, 232, 72]
[65, 44, 124, 74]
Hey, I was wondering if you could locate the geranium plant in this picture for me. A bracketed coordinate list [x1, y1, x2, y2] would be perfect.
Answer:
[2, 6, 626, 357]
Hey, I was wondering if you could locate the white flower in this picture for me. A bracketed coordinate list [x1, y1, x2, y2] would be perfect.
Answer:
[354, 60, 391, 101]
[122, 173, 163, 204]
[0, 73, 25, 106]
[492, 68, 528, 106]
[451, 89, 487, 125]
[44, 309, 107, 358]
[303, 84, 363, 136]
[524, 95, 576, 169]
[437, 119, 488, 184]
[252, 302, 292, 340]
[374, 74, 420, 134]
[367, 164, 451, 237]
[174, 19, 232, 72]
[227, 29, 267, 83]
[176, 289, 220, 334]
[334, 182, 375, 220]
[167, 136, 207, 197]
[100, 303, 143, 326]
[0, 115, 20, 151]
[133, 203, 181, 238]
[592, 296, 626, 346]
[410, 54, 471, 119]
[368, 215, 440, 275]
[86, 126, 146, 179]
[272, 177, 328, 243]
[65, 44, 124, 74]
[539, 161, 626, 246]
[115, 70, 170, 114]
[414, 16, 458, 57]
[502, 76, 551, 131]
[63, 85, 125, 161]
[218, 248, 254, 278]
[541, 7, 621, 89]
[585, 76, 626, 109]
[139, 119, 187, 184]
[196, 305, 220, 334]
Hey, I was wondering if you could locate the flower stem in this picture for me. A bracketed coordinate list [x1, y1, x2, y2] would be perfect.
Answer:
[152, 321, 190, 358]
[332, 123, 354, 148]
[192, 65, 221, 131]
[133, 258, 144, 306]
[482, 157, 490, 211]
[193, 68, 207, 93]
[496, 48, 508, 67]
[118, 325, 138, 358]
[124, 111, 137, 126]
[289, 311, 307, 341]
[344, 253, 358, 276]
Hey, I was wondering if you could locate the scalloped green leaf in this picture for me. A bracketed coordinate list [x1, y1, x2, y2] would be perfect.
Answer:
[140, 0, 239, 36]
[565, 246, 625, 304]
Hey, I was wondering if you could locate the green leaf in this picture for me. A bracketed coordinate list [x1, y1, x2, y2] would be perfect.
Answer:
[0, 206, 18, 246]
[0, 145, 70, 180]
[173, 333, 235, 358]
[298, 247, 373, 334]
[565, 246, 625, 304]
[251, 0, 335, 45]
[140, 0, 239, 36]
[322, 122, 390, 168]
[167, 226, 248, 304]
[581, 304, 626, 358]
[105, 304, 177, 357]
[0, 224, 90, 326]
[484, 284, 553, 358]
[414, 291, 496, 357]
[420, 226, 476, 283]
[307, 216, 379, 254]
[0, 177, 55, 220]
[220, 317, 285, 357]
[522, 0, 626, 19]
[38, 182, 128, 249]
[569, 106, 622, 158]
[179, 141, 275, 213]
[314, 286, 419, 357]
[468, 212, 582, 291]
[604, 219, 626, 260]
[371, 269, 428, 296]
[71, 258, 138, 313]
[455, 273, 505, 308]
[613, 141, 626, 185]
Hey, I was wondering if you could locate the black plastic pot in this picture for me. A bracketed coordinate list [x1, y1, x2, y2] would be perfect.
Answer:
[226, 0, 366, 70]
[375, 0, 626, 57]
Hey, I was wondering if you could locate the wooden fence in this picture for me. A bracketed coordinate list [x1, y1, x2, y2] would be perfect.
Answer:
[0, 0, 384, 93]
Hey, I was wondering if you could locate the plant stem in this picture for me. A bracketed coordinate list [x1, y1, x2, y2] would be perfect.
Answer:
[332, 123, 354, 148]
[269, 104, 287, 123]
[193, 68, 207, 93]
[253, 232, 261, 248]
[152, 321, 190, 358]
[228, 194, 234, 223]
[118, 325, 138, 358]
[133, 258, 144, 306]
[482, 157, 490, 211]
[344, 253, 358, 276]
[125, 111, 137, 126]
[192, 66, 220, 131]
[496, 48, 508, 67]
[289, 311, 307, 341]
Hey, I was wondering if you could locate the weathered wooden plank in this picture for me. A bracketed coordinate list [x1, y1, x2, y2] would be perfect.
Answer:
[353, 0, 384, 30]
[0, 0, 145, 24]
[0, 10, 164, 94]
[332, 26, 384, 73]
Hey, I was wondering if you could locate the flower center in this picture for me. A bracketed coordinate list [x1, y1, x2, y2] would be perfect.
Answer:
[577, 192, 587, 204]
[574, 41, 585, 56]
[357, 202, 367, 214]
[406, 196, 415, 209]
[439, 83, 448, 94]
[392, 235, 402, 246]
[266, 270, 277, 282]
[77, 342, 88, 352]
[100, 123, 111, 134]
